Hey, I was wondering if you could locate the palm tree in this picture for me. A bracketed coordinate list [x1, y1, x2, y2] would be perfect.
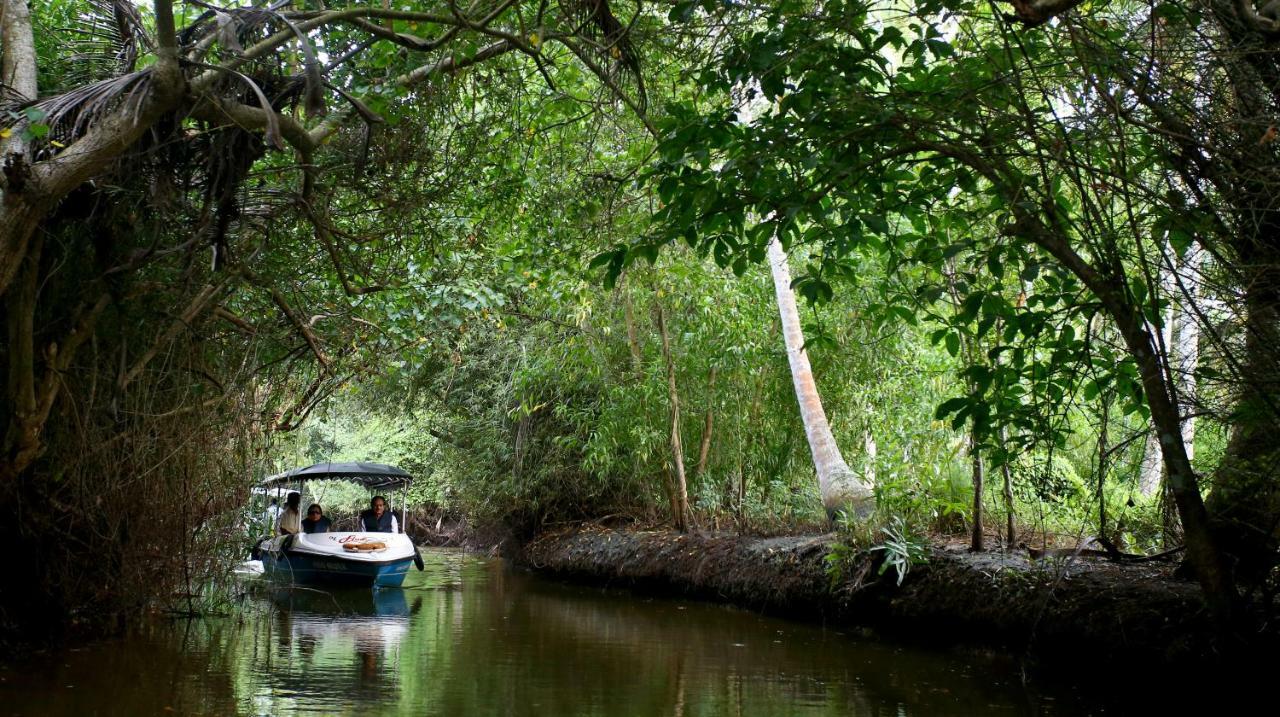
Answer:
[767, 238, 875, 520]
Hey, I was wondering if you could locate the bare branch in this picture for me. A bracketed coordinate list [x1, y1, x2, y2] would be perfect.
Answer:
[236, 265, 331, 369]
[119, 282, 227, 392]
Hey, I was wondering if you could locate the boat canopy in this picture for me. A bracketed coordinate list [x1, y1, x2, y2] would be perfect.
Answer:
[263, 461, 413, 490]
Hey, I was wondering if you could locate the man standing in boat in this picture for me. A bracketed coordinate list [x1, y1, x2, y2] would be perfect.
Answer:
[359, 495, 399, 533]
[276, 491, 303, 535]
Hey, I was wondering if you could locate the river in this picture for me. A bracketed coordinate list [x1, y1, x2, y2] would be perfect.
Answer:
[1, 549, 1143, 715]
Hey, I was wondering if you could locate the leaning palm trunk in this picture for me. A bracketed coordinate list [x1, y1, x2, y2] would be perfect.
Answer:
[767, 238, 874, 519]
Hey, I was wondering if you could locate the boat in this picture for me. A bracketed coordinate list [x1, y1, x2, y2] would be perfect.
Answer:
[253, 461, 425, 588]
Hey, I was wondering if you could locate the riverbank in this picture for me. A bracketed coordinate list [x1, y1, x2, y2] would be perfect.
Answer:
[513, 525, 1274, 676]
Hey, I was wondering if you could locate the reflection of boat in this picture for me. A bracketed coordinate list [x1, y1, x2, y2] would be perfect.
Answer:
[266, 584, 417, 699]
[270, 584, 412, 616]
[270, 585, 415, 651]
[260, 531, 418, 587]
[254, 461, 425, 588]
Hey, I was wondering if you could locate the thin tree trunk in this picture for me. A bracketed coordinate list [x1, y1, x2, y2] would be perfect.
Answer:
[0, 0, 40, 299]
[863, 429, 876, 487]
[970, 430, 984, 552]
[2, 234, 40, 475]
[1140, 249, 1179, 497]
[656, 303, 689, 532]
[1115, 284, 1233, 626]
[1138, 431, 1164, 498]
[695, 366, 717, 479]
[624, 288, 643, 374]
[1000, 427, 1015, 547]
[766, 238, 874, 519]
[1139, 248, 1205, 550]
[1172, 247, 1201, 469]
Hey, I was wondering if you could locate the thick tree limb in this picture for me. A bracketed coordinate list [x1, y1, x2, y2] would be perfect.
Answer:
[214, 306, 257, 334]
[1235, 0, 1280, 35]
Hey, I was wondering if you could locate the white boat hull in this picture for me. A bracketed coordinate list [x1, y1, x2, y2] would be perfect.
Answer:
[258, 532, 419, 587]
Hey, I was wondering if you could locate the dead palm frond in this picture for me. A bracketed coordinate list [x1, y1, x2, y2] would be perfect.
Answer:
[562, 0, 647, 111]
[59, 0, 153, 85]
[0, 70, 154, 146]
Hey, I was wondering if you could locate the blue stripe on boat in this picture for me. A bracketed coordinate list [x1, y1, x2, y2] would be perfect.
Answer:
[261, 550, 413, 587]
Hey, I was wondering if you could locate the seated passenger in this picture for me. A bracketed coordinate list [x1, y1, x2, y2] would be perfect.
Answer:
[358, 495, 399, 533]
[276, 491, 302, 535]
[301, 503, 331, 534]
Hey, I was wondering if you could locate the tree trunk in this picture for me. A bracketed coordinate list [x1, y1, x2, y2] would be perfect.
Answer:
[766, 238, 874, 519]
[656, 303, 689, 532]
[863, 429, 876, 487]
[1140, 248, 1180, 497]
[1173, 248, 1201, 462]
[695, 366, 717, 479]
[1001, 450, 1015, 548]
[2, 233, 41, 479]
[970, 430, 984, 552]
[0, 0, 40, 301]
[997, 426, 1015, 547]
[623, 288, 643, 374]
[1140, 246, 1202, 500]
[1206, 241, 1280, 584]
[1197, 2, 1280, 588]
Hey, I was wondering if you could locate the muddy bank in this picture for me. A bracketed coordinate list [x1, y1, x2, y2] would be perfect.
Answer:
[518, 526, 1273, 674]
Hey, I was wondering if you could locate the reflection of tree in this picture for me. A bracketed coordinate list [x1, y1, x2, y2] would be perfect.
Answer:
[0, 551, 1075, 715]
[275, 608, 293, 655]
[358, 649, 380, 682]
[298, 634, 317, 663]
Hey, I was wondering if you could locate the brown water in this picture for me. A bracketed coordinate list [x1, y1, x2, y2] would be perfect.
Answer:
[1, 549, 1129, 715]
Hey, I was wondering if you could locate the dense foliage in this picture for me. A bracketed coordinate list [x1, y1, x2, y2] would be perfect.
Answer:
[2, 0, 1278, 639]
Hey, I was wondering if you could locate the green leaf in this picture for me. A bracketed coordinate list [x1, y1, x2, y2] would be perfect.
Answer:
[944, 332, 960, 357]
[935, 397, 968, 420]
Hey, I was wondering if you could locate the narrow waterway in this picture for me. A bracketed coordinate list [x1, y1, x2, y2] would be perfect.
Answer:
[3, 549, 1133, 715]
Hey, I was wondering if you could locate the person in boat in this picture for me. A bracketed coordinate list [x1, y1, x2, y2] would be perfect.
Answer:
[262, 497, 281, 530]
[276, 491, 303, 535]
[358, 495, 399, 533]
[301, 503, 331, 534]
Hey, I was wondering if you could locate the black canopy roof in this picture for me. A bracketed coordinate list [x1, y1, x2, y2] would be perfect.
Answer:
[262, 461, 412, 490]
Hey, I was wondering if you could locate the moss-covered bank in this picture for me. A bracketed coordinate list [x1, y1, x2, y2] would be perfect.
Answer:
[516, 526, 1275, 675]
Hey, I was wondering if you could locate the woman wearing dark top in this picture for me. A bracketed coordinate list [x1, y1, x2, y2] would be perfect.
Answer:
[301, 504, 332, 534]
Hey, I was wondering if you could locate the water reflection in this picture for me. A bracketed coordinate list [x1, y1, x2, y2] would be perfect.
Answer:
[253, 587, 419, 711]
[0, 549, 1114, 716]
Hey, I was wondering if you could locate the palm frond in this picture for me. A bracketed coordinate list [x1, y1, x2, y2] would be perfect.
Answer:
[0, 70, 154, 147]
[562, 0, 647, 111]
[59, 0, 153, 85]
